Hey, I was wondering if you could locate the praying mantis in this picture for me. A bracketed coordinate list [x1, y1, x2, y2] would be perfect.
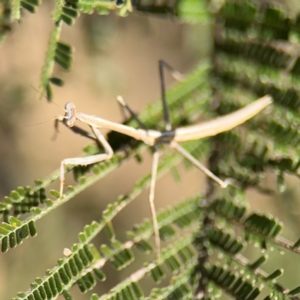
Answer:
[55, 61, 272, 258]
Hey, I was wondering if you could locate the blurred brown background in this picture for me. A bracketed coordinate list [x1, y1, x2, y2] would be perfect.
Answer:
[1, 1, 300, 299]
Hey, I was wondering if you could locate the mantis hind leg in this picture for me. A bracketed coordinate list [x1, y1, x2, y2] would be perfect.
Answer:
[170, 141, 230, 189]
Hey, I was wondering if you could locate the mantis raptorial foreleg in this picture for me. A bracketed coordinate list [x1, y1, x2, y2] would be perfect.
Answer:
[59, 124, 114, 197]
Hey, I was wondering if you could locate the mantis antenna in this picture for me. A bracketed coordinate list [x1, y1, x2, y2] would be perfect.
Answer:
[55, 61, 272, 258]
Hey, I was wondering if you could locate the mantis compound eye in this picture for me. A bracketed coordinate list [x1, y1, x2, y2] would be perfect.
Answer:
[64, 102, 77, 127]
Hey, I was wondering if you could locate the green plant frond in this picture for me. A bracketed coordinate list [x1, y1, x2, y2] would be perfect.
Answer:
[158, 224, 177, 242]
[133, 0, 176, 17]
[14, 243, 100, 300]
[68, 0, 132, 16]
[214, 2, 300, 114]
[218, 0, 258, 30]
[244, 213, 282, 239]
[94, 234, 197, 300]
[288, 286, 300, 297]
[51, 0, 80, 24]
[62, 289, 73, 300]
[207, 72, 296, 193]
[217, 1, 292, 40]
[0, 218, 37, 253]
[213, 2, 300, 187]
[215, 52, 300, 106]
[217, 23, 292, 58]
[248, 254, 268, 270]
[129, 195, 201, 240]
[209, 198, 247, 221]
[0, 0, 11, 44]
[0, 150, 131, 253]
[211, 119, 300, 193]
[132, 0, 211, 23]
[9, 0, 41, 20]
[219, 160, 264, 188]
[217, 135, 299, 192]
[145, 263, 196, 300]
[176, 0, 211, 24]
[205, 252, 296, 300]
[207, 264, 261, 300]
[14, 194, 200, 299]
[1, 186, 47, 219]
[110, 245, 135, 270]
[214, 147, 269, 190]
[247, 257, 300, 299]
[39, 22, 64, 101]
[261, 5, 291, 38]
[206, 228, 245, 255]
[37, 0, 136, 100]
[21, 0, 40, 14]
[11, 0, 21, 21]
[210, 195, 300, 257]
[77, 271, 97, 293]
